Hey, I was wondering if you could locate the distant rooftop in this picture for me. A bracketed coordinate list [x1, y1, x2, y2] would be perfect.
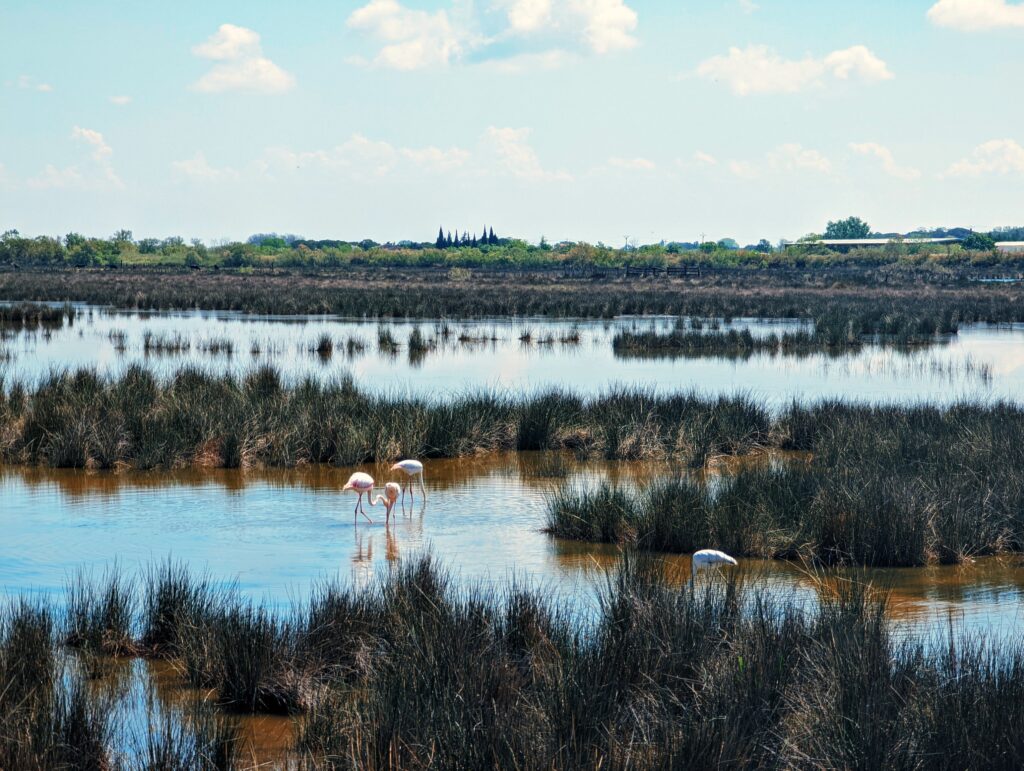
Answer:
[784, 237, 961, 247]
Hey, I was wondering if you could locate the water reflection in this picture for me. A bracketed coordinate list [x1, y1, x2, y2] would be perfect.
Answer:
[3, 456, 1024, 639]
[0, 305, 1015, 404]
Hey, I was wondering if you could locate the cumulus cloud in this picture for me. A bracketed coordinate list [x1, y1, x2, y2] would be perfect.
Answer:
[768, 143, 832, 173]
[191, 24, 295, 93]
[696, 44, 893, 95]
[27, 127, 123, 190]
[172, 152, 240, 181]
[481, 126, 571, 180]
[506, 0, 553, 33]
[927, 0, 1024, 31]
[400, 145, 471, 171]
[569, 0, 638, 54]
[849, 142, 921, 180]
[72, 126, 113, 162]
[346, 0, 637, 71]
[693, 151, 718, 166]
[346, 0, 465, 70]
[945, 139, 1024, 176]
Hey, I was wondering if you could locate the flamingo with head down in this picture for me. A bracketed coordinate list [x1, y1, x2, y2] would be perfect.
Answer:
[371, 481, 402, 525]
[343, 472, 375, 524]
[691, 549, 738, 579]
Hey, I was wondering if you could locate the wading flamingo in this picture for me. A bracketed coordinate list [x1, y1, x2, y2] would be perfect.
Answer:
[390, 459, 426, 506]
[371, 482, 402, 526]
[691, 549, 738, 579]
[343, 472, 375, 524]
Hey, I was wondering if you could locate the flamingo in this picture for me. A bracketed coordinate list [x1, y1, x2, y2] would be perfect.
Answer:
[343, 472, 375, 524]
[390, 459, 426, 506]
[371, 482, 402, 526]
[691, 549, 738, 579]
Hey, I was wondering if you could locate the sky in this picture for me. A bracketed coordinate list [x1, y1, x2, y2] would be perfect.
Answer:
[1, 0, 1023, 246]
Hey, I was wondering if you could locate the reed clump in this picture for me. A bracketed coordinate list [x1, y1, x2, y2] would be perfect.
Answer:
[0, 365, 771, 469]
[613, 308, 958, 359]
[547, 400, 1024, 567]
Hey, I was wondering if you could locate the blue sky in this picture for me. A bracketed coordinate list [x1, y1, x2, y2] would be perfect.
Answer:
[2, 0, 1023, 245]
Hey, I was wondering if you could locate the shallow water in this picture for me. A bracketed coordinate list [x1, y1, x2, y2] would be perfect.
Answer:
[4, 455, 1023, 640]
[0, 305, 1015, 404]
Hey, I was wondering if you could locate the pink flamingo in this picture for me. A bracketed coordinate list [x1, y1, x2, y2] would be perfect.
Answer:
[343, 472, 375, 523]
[390, 459, 426, 506]
[371, 482, 402, 525]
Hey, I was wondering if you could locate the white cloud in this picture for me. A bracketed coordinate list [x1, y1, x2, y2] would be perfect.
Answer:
[506, 0, 553, 33]
[192, 24, 262, 60]
[769, 143, 832, 173]
[696, 44, 893, 95]
[849, 142, 921, 180]
[400, 145, 471, 171]
[27, 127, 123, 190]
[15, 74, 53, 92]
[569, 0, 638, 54]
[191, 24, 295, 93]
[728, 160, 757, 179]
[172, 152, 240, 181]
[945, 139, 1024, 176]
[72, 126, 113, 162]
[109, 95, 132, 105]
[693, 151, 718, 166]
[608, 156, 656, 170]
[739, 0, 759, 13]
[927, 0, 1024, 31]
[482, 126, 571, 180]
[347, 0, 637, 70]
[347, 0, 464, 70]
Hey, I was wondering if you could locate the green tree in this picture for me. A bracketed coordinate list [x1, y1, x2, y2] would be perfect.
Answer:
[962, 232, 996, 250]
[824, 216, 871, 239]
[755, 239, 773, 253]
[436, 227, 446, 249]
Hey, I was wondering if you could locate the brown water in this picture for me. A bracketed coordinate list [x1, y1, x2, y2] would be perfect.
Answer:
[0, 305, 1012, 404]
[4, 455, 1024, 638]
[7, 455, 1024, 767]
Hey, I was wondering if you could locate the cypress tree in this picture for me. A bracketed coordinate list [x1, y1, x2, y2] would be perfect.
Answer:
[446, 231, 453, 248]
[453, 230, 459, 247]
[436, 226, 445, 249]
[481, 225, 488, 245]
[471, 233, 478, 247]
[488, 227, 497, 245]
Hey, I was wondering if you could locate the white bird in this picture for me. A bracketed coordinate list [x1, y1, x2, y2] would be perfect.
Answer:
[343, 472, 375, 524]
[390, 459, 426, 506]
[691, 549, 738, 579]
[371, 481, 401, 526]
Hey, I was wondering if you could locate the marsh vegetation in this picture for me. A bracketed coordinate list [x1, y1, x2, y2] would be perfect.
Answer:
[4, 555, 1024, 769]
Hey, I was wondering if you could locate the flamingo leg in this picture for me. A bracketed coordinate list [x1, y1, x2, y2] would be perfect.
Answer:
[418, 473, 427, 502]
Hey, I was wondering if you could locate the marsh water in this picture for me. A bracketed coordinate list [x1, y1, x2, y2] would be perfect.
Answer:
[5, 305, 1024, 762]
[0, 304, 1019, 403]
[4, 455, 1024, 640]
